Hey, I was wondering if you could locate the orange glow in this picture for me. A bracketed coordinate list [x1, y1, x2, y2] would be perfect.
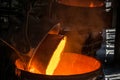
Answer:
[15, 59, 41, 74]
[54, 52, 101, 75]
[29, 66, 41, 74]
[15, 59, 25, 70]
[90, 2, 94, 7]
[57, 0, 104, 7]
[46, 36, 67, 75]
[15, 35, 101, 76]
[15, 52, 101, 75]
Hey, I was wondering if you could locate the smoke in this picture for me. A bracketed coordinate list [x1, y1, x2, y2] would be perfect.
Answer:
[56, 5, 105, 54]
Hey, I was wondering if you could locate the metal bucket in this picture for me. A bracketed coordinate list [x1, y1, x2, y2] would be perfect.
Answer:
[56, 0, 104, 7]
[15, 53, 101, 80]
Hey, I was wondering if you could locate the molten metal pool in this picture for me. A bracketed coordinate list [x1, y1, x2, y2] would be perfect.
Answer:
[15, 34, 101, 80]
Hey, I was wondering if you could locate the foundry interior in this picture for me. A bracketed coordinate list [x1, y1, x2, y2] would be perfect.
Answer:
[0, 0, 120, 80]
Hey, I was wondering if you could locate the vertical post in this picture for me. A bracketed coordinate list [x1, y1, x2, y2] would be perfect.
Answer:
[114, 0, 120, 64]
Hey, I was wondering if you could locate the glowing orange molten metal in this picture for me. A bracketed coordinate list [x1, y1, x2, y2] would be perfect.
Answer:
[15, 36, 67, 75]
[15, 35, 101, 76]
[29, 65, 41, 74]
[46, 36, 67, 75]
[53, 52, 101, 75]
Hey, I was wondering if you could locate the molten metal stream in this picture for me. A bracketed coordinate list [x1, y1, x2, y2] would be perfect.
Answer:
[46, 36, 67, 75]
[16, 36, 67, 74]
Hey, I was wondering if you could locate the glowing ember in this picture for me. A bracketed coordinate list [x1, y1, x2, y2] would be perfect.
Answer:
[46, 36, 67, 75]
